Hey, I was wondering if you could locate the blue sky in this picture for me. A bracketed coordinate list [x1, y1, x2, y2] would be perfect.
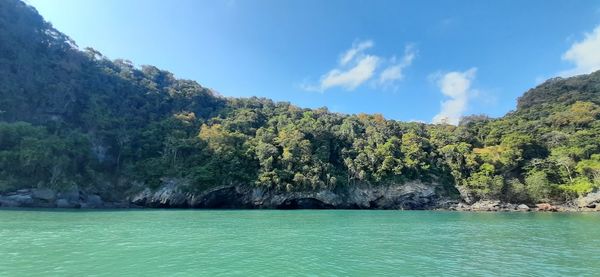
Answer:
[26, 0, 600, 124]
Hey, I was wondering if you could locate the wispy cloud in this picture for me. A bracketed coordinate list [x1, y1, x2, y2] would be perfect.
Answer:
[377, 45, 417, 88]
[560, 25, 600, 77]
[432, 68, 477, 125]
[340, 40, 374, 66]
[321, 55, 380, 91]
[302, 40, 416, 92]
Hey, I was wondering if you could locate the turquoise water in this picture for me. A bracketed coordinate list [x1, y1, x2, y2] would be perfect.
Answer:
[1, 210, 599, 276]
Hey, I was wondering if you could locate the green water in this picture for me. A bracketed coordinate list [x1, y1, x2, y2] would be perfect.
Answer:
[1, 210, 599, 276]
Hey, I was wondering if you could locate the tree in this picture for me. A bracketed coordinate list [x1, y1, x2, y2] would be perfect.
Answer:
[560, 177, 596, 199]
[550, 147, 577, 183]
[525, 171, 552, 203]
[464, 163, 504, 200]
[550, 101, 600, 128]
[576, 155, 600, 184]
[401, 131, 430, 177]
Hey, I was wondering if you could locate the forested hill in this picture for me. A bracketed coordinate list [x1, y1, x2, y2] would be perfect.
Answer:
[1, 0, 599, 206]
[517, 74, 600, 110]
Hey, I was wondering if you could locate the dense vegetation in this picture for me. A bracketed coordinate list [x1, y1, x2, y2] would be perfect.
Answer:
[1, 0, 598, 204]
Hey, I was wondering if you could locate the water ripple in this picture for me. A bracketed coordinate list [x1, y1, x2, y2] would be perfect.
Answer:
[0, 210, 599, 276]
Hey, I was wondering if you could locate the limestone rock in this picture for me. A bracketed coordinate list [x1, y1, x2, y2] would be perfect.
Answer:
[536, 203, 557, 212]
[577, 192, 600, 208]
[471, 200, 501, 211]
[58, 189, 81, 203]
[81, 194, 104, 208]
[3, 194, 33, 207]
[56, 198, 80, 208]
[31, 188, 56, 201]
[457, 186, 476, 204]
[129, 180, 448, 210]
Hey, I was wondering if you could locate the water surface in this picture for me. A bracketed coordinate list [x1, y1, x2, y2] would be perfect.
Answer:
[1, 210, 599, 276]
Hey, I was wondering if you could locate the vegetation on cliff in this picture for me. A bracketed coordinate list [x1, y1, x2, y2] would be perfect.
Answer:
[0, 0, 598, 204]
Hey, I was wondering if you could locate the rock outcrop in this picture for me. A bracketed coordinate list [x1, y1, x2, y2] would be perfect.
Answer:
[0, 188, 127, 208]
[577, 192, 600, 209]
[469, 200, 502, 211]
[128, 179, 449, 209]
[453, 202, 558, 212]
[536, 203, 558, 212]
[2, 180, 449, 210]
[3, 181, 600, 211]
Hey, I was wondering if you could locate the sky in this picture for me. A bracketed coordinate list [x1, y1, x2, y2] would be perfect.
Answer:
[26, 0, 600, 124]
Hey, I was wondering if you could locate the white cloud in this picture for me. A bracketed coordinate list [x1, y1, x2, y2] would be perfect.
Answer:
[321, 55, 380, 91]
[302, 40, 416, 92]
[432, 68, 477, 125]
[340, 40, 374, 66]
[379, 65, 403, 84]
[560, 25, 600, 76]
[378, 45, 417, 87]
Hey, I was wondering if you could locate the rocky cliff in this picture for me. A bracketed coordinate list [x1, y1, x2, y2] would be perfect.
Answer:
[0, 179, 452, 210]
[3, 182, 599, 211]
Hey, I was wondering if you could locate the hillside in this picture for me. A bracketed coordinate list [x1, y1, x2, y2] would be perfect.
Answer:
[0, 0, 599, 209]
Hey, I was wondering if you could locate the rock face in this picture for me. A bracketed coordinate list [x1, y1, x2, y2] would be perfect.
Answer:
[0, 179, 448, 210]
[0, 188, 123, 208]
[131, 181, 190, 208]
[128, 179, 449, 210]
[536, 203, 558, 212]
[470, 200, 502, 211]
[455, 202, 533, 212]
[3, 181, 598, 211]
[577, 192, 600, 209]
[32, 188, 56, 202]
[456, 186, 477, 205]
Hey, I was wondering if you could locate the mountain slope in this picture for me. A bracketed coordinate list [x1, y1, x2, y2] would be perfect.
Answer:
[517, 72, 600, 110]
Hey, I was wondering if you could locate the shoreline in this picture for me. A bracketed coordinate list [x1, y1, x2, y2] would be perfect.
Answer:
[2, 186, 599, 212]
[1, 205, 598, 213]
